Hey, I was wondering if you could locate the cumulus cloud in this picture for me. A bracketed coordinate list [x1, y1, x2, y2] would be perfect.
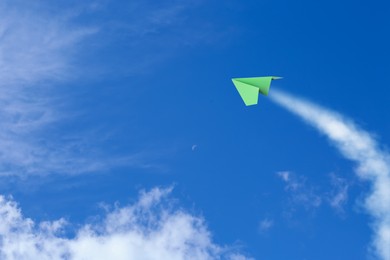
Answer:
[271, 90, 390, 260]
[0, 187, 251, 260]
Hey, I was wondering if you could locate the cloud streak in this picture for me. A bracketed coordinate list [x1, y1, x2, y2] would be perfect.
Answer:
[0, 1, 167, 177]
[277, 171, 322, 211]
[0, 1, 103, 177]
[270, 90, 390, 260]
[0, 0, 225, 177]
[327, 173, 349, 213]
[0, 187, 250, 260]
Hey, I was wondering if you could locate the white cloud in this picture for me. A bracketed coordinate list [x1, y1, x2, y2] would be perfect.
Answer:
[276, 171, 290, 182]
[276, 171, 322, 210]
[0, 0, 224, 177]
[271, 90, 390, 260]
[327, 173, 349, 213]
[0, 1, 103, 177]
[0, 2, 166, 177]
[0, 6, 94, 87]
[0, 187, 251, 260]
[259, 218, 274, 232]
[277, 171, 351, 215]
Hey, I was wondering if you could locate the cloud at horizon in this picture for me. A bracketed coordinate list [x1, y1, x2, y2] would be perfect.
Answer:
[0, 187, 251, 260]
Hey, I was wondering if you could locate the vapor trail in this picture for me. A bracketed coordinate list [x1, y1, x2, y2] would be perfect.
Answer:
[270, 90, 390, 260]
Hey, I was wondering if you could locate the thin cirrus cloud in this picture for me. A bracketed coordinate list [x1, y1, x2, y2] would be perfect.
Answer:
[97, 0, 229, 75]
[276, 171, 322, 211]
[270, 90, 390, 260]
[0, 1, 102, 177]
[0, 187, 251, 260]
[0, 3, 252, 259]
[327, 173, 349, 213]
[0, 1, 172, 177]
[259, 218, 274, 232]
[0, 1, 226, 177]
[276, 171, 349, 212]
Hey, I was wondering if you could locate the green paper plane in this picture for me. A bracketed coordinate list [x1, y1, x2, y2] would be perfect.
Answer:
[232, 76, 282, 106]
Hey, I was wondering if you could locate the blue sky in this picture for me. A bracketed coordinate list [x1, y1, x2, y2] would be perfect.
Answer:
[0, 0, 389, 259]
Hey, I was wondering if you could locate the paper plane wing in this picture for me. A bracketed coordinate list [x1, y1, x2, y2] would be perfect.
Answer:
[232, 79, 259, 106]
[232, 76, 282, 106]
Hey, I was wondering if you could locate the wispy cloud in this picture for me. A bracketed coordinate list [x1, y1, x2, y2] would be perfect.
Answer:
[327, 173, 349, 213]
[277, 171, 322, 211]
[0, 187, 251, 260]
[277, 171, 350, 214]
[0, 0, 227, 177]
[0, 2, 97, 86]
[259, 218, 274, 232]
[271, 90, 390, 260]
[119, 0, 222, 45]
[0, 1, 103, 177]
[92, 0, 233, 75]
[0, 1, 172, 177]
[276, 171, 290, 182]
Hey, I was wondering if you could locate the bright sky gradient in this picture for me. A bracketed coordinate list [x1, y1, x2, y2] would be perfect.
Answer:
[1, 0, 390, 259]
